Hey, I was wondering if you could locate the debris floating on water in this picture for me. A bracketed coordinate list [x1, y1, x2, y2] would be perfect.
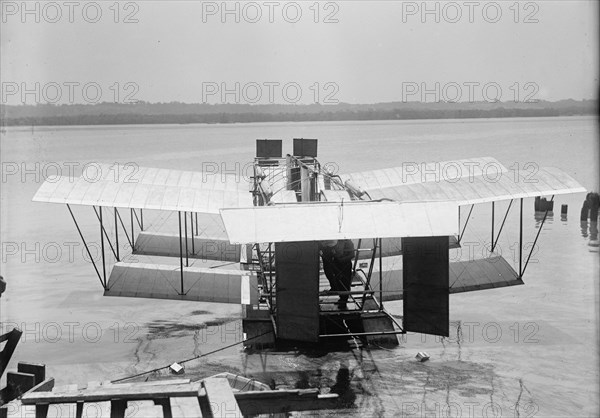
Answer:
[415, 352, 430, 362]
[170, 362, 184, 375]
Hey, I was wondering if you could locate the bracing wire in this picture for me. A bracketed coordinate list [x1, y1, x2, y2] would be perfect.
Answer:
[111, 330, 273, 383]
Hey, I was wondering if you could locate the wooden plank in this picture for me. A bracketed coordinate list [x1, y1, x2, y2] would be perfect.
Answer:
[54, 384, 78, 393]
[81, 401, 111, 418]
[77, 385, 113, 417]
[17, 363, 45, 386]
[31, 378, 54, 393]
[46, 404, 74, 418]
[126, 400, 163, 418]
[6, 372, 36, 399]
[170, 397, 203, 417]
[86, 381, 102, 389]
[21, 383, 200, 405]
[111, 399, 127, 418]
[18, 384, 337, 417]
[202, 378, 242, 418]
[41, 385, 80, 418]
[235, 388, 320, 399]
[235, 391, 338, 416]
[1, 399, 37, 418]
[112, 379, 190, 388]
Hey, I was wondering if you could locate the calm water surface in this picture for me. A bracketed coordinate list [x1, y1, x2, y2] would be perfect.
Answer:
[1, 117, 598, 416]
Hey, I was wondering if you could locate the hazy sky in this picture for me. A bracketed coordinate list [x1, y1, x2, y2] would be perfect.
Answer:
[1, 0, 598, 105]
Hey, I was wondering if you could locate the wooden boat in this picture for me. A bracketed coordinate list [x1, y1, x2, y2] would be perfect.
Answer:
[1, 362, 338, 417]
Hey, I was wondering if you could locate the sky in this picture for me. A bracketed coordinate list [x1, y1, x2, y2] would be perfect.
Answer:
[1, 0, 598, 105]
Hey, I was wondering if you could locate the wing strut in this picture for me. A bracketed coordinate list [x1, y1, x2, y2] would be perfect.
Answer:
[92, 206, 119, 262]
[190, 212, 195, 255]
[66, 204, 105, 289]
[130, 209, 136, 251]
[491, 199, 513, 252]
[184, 211, 189, 267]
[458, 204, 474, 244]
[378, 237, 383, 312]
[132, 208, 143, 230]
[521, 195, 554, 278]
[113, 208, 120, 260]
[491, 201, 495, 250]
[178, 211, 185, 295]
[519, 198, 523, 275]
[114, 208, 133, 248]
[98, 206, 107, 287]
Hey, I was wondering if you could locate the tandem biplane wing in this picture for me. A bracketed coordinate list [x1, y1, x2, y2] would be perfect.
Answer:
[33, 165, 257, 304]
[33, 165, 253, 213]
[33, 138, 586, 344]
[340, 161, 582, 204]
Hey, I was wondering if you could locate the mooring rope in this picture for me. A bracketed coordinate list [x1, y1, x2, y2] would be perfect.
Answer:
[111, 330, 273, 383]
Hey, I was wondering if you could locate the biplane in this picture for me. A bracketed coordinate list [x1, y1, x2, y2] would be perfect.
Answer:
[33, 138, 585, 346]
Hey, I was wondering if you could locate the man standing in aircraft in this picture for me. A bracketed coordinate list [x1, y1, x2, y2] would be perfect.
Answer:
[320, 239, 355, 309]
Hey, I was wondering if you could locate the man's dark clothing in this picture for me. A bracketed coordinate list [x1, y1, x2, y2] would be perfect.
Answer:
[321, 240, 355, 307]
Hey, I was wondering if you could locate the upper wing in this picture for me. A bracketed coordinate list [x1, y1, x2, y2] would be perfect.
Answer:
[220, 200, 458, 243]
[99, 164, 250, 192]
[340, 158, 585, 204]
[32, 164, 254, 213]
[366, 166, 586, 204]
[340, 157, 508, 189]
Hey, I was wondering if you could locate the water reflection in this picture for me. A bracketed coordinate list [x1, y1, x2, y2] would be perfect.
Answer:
[581, 220, 589, 238]
[580, 193, 600, 247]
[590, 221, 598, 243]
[580, 220, 599, 249]
[534, 211, 553, 227]
[295, 370, 310, 389]
[583, 192, 599, 223]
[330, 361, 357, 407]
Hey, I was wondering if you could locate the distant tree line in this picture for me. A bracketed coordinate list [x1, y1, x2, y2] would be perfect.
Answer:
[2, 100, 597, 126]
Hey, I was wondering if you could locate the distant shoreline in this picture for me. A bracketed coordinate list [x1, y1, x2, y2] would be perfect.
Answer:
[2, 99, 596, 127]
[2, 111, 595, 127]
